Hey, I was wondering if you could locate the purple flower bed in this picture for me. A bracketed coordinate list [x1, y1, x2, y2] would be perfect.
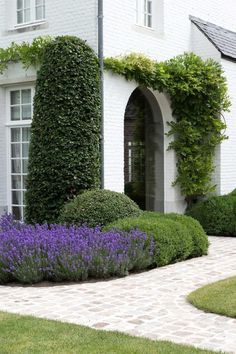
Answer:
[0, 214, 154, 284]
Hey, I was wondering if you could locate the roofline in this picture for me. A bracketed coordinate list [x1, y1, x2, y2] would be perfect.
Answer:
[189, 15, 222, 54]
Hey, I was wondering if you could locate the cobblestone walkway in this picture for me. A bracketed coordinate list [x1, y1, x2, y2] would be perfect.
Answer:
[0, 237, 236, 353]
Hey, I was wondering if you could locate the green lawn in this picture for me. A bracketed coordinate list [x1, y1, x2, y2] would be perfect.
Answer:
[0, 311, 219, 354]
[188, 276, 236, 318]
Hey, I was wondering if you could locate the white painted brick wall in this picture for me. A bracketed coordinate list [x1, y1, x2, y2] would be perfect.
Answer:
[1, 0, 236, 213]
[103, 0, 236, 59]
[220, 59, 236, 195]
[0, 0, 98, 50]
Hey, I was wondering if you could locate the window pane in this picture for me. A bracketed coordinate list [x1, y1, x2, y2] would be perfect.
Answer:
[148, 15, 152, 27]
[148, 1, 152, 13]
[12, 160, 21, 174]
[12, 206, 22, 221]
[22, 143, 29, 158]
[12, 175, 22, 190]
[17, 10, 23, 24]
[11, 128, 21, 143]
[36, 0, 43, 5]
[11, 91, 20, 105]
[12, 191, 22, 205]
[22, 159, 28, 174]
[22, 105, 31, 120]
[22, 89, 31, 104]
[11, 106, 21, 121]
[17, 0, 23, 10]
[25, 0, 31, 8]
[22, 127, 31, 142]
[24, 8, 30, 22]
[36, 6, 44, 20]
[11, 144, 21, 158]
[23, 175, 27, 189]
[23, 191, 26, 205]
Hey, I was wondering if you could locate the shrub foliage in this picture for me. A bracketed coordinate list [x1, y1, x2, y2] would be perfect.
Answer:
[106, 212, 209, 266]
[25, 36, 101, 224]
[186, 195, 236, 236]
[59, 189, 142, 227]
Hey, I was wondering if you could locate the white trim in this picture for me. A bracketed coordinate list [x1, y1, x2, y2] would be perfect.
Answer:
[5, 85, 34, 220]
[16, 0, 45, 27]
[14, 19, 46, 29]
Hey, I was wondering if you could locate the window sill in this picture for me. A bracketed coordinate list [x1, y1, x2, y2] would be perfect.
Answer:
[14, 19, 46, 29]
[133, 24, 164, 38]
[5, 20, 48, 35]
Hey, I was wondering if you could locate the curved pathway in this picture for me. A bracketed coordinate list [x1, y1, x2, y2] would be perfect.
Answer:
[0, 237, 236, 353]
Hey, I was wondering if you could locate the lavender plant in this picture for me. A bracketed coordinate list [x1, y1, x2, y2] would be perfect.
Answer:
[0, 214, 154, 284]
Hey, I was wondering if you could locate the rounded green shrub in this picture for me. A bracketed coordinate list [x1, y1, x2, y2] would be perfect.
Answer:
[187, 195, 236, 236]
[106, 212, 208, 267]
[59, 189, 142, 227]
[25, 36, 101, 224]
[158, 213, 209, 257]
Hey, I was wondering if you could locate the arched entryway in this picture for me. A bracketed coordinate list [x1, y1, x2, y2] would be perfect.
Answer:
[124, 87, 164, 211]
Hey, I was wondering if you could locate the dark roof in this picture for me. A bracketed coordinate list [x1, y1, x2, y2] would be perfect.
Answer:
[190, 15, 236, 61]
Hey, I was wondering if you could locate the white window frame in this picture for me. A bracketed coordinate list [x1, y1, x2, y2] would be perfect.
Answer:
[136, 0, 153, 29]
[15, 0, 45, 28]
[6, 86, 34, 221]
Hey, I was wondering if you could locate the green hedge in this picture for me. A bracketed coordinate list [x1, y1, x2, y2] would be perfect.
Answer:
[25, 36, 101, 224]
[106, 212, 208, 267]
[186, 195, 236, 236]
[59, 189, 142, 227]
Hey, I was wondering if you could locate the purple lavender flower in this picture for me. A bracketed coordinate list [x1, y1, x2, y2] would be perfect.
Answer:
[0, 214, 154, 284]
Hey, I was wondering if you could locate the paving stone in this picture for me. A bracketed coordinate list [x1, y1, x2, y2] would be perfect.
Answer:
[0, 237, 235, 353]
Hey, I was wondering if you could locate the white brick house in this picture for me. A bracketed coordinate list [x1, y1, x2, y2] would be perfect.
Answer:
[0, 0, 236, 219]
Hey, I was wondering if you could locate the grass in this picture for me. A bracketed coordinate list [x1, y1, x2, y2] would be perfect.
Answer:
[0, 311, 219, 354]
[188, 276, 236, 318]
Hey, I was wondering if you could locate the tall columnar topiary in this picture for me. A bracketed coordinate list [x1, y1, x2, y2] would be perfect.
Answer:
[25, 36, 101, 224]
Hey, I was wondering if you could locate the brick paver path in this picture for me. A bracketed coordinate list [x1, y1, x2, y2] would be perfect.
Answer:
[0, 236, 236, 353]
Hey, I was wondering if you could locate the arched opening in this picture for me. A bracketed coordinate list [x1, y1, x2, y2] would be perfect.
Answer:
[124, 87, 164, 211]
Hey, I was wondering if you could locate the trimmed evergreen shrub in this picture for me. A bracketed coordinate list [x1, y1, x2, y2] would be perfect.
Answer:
[186, 195, 236, 236]
[106, 212, 208, 266]
[25, 36, 101, 224]
[154, 213, 209, 257]
[59, 189, 142, 227]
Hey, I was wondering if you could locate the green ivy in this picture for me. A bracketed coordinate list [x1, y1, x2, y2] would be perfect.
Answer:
[0, 39, 231, 204]
[25, 36, 101, 224]
[0, 36, 52, 74]
[105, 53, 230, 203]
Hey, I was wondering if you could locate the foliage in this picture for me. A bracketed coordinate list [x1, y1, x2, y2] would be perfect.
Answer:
[188, 276, 236, 318]
[59, 189, 142, 227]
[186, 195, 236, 235]
[0, 36, 52, 74]
[0, 313, 217, 354]
[106, 212, 208, 266]
[0, 39, 230, 203]
[105, 53, 230, 203]
[143, 212, 209, 257]
[0, 214, 153, 284]
[25, 36, 101, 224]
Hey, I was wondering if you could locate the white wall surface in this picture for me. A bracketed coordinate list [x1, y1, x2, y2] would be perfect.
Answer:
[220, 59, 236, 195]
[103, 0, 236, 60]
[0, 0, 98, 51]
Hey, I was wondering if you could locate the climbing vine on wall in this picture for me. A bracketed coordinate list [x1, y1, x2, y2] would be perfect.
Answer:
[0, 38, 231, 203]
[105, 53, 230, 203]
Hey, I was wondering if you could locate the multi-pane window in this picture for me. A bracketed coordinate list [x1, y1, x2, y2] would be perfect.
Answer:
[17, 0, 31, 24]
[10, 127, 31, 220]
[136, 0, 153, 28]
[16, 0, 45, 25]
[8, 88, 33, 220]
[10, 89, 32, 121]
[144, 0, 152, 28]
